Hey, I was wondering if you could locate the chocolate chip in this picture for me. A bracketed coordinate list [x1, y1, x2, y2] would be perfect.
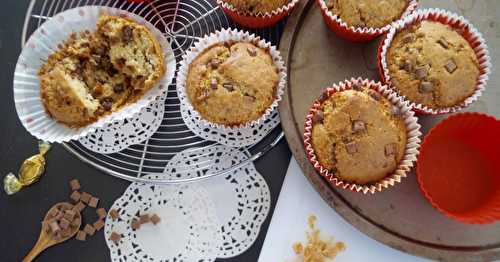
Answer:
[113, 84, 125, 93]
[345, 141, 358, 154]
[368, 90, 381, 101]
[415, 66, 428, 79]
[101, 98, 113, 111]
[210, 78, 218, 90]
[400, 60, 413, 72]
[312, 111, 324, 124]
[247, 47, 257, 57]
[318, 92, 329, 103]
[400, 34, 415, 44]
[352, 83, 363, 91]
[209, 58, 220, 69]
[352, 120, 366, 133]
[444, 59, 457, 73]
[391, 105, 401, 116]
[223, 82, 234, 92]
[419, 81, 434, 93]
[437, 38, 449, 49]
[122, 25, 133, 43]
[385, 143, 398, 156]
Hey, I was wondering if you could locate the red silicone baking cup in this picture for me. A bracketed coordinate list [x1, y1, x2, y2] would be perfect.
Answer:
[303, 78, 422, 194]
[316, 0, 418, 42]
[217, 0, 299, 28]
[378, 8, 492, 115]
[416, 113, 500, 224]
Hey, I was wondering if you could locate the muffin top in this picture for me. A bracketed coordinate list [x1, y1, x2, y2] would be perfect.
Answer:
[223, 0, 291, 14]
[311, 86, 407, 185]
[326, 0, 408, 28]
[387, 21, 480, 109]
[186, 42, 279, 126]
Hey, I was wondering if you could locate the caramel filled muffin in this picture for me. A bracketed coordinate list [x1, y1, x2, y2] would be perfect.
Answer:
[186, 42, 279, 126]
[223, 0, 291, 14]
[387, 21, 480, 109]
[325, 0, 408, 28]
[311, 86, 407, 184]
[39, 15, 165, 127]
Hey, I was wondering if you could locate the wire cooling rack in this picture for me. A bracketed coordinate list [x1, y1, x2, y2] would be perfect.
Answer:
[22, 0, 286, 184]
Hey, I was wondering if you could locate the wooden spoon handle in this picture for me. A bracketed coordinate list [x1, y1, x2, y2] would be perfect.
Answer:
[23, 236, 50, 262]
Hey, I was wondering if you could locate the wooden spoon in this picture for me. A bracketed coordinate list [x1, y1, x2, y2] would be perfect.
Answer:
[23, 202, 82, 262]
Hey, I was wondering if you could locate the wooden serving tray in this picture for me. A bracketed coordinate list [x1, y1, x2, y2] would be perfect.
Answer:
[278, 0, 500, 261]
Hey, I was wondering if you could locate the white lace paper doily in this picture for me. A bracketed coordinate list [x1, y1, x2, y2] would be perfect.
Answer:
[180, 103, 280, 148]
[105, 181, 220, 262]
[79, 94, 166, 154]
[163, 146, 271, 258]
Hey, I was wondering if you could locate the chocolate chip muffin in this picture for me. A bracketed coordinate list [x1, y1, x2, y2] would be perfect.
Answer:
[386, 21, 480, 109]
[223, 0, 291, 14]
[186, 41, 279, 126]
[325, 0, 408, 28]
[310, 86, 407, 184]
[39, 15, 165, 127]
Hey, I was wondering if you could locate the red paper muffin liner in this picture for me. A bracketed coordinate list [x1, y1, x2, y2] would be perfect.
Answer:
[417, 113, 500, 224]
[303, 78, 422, 194]
[316, 0, 418, 42]
[217, 0, 299, 28]
[378, 8, 492, 115]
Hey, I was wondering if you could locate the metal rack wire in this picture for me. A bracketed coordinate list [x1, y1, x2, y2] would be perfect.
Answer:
[22, 0, 285, 184]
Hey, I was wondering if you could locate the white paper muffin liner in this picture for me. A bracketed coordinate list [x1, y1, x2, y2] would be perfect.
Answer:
[317, 0, 419, 35]
[176, 28, 286, 133]
[14, 6, 176, 143]
[380, 8, 491, 114]
[216, 0, 300, 18]
[303, 78, 422, 194]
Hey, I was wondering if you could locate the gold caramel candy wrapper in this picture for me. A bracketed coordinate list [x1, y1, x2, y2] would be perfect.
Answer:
[4, 141, 51, 195]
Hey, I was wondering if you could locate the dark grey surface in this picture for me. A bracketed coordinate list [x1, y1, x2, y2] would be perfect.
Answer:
[0, 0, 291, 261]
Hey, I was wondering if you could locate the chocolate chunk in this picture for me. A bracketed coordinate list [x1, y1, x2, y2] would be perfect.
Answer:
[69, 179, 81, 191]
[368, 90, 381, 101]
[110, 232, 121, 244]
[223, 82, 234, 92]
[318, 92, 329, 102]
[75, 230, 86, 241]
[445, 59, 457, 73]
[351, 83, 363, 91]
[80, 192, 92, 204]
[352, 120, 366, 133]
[49, 221, 61, 233]
[93, 220, 105, 231]
[345, 141, 358, 154]
[419, 81, 434, 93]
[247, 47, 257, 57]
[122, 25, 134, 43]
[151, 214, 161, 225]
[96, 208, 107, 219]
[391, 105, 401, 116]
[312, 110, 324, 124]
[113, 84, 125, 93]
[59, 218, 70, 230]
[414, 66, 428, 79]
[84, 224, 96, 236]
[131, 218, 141, 230]
[437, 38, 449, 49]
[385, 143, 398, 156]
[209, 58, 220, 69]
[71, 217, 81, 227]
[109, 209, 120, 220]
[88, 197, 99, 208]
[210, 78, 218, 90]
[63, 210, 76, 221]
[400, 34, 415, 44]
[400, 60, 413, 72]
[73, 201, 86, 212]
[70, 191, 81, 202]
[139, 214, 150, 224]
[101, 98, 114, 111]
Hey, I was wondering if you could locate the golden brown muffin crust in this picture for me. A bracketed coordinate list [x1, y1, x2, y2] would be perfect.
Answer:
[326, 0, 408, 28]
[186, 42, 279, 126]
[311, 87, 407, 184]
[223, 0, 291, 14]
[387, 21, 480, 109]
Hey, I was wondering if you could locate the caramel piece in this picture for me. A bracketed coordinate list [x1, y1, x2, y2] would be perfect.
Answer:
[49, 221, 61, 233]
[437, 38, 449, 49]
[109, 209, 120, 220]
[96, 208, 107, 219]
[84, 224, 96, 236]
[93, 220, 105, 231]
[70, 191, 81, 202]
[110, 232, 121, 244]
[75, 230, 86, 241]
[73, 201, 86, 212]
[88, 197, 99, 208]
[139, 214, 150, 224]
[80, 192, 92, 204]
[151, 214, 161, 225]
[71, 217, 81, 227]
[445, 59, 457, 73]
[63, 209, 76, 221]
[131, 218, 141, 230]
[69, 179, 81, 191]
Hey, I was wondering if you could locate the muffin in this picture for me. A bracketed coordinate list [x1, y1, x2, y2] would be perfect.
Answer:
[310, 85, 407, 184]
[222, 0, 291, 14]
[386, 20, 480, 109]
[38, 15, 165, 127]
[186, 41, 279, 126]
[325, 0, 408, 28]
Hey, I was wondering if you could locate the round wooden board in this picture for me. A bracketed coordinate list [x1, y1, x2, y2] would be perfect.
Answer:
[278, 0, 500, 261]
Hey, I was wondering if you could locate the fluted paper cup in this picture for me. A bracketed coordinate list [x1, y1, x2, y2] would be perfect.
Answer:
[14, 6, 176, 142]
